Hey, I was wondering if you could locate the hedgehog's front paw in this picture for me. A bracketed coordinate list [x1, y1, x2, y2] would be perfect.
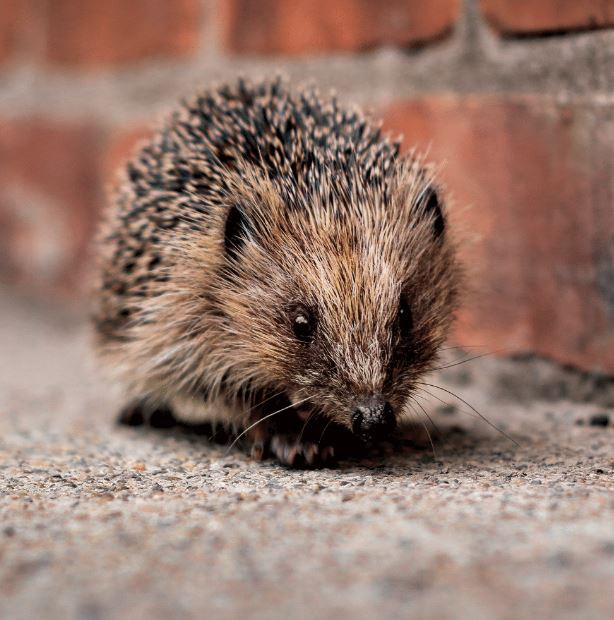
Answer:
[117, 400, 177, 429]
[269, 434, 337, 468]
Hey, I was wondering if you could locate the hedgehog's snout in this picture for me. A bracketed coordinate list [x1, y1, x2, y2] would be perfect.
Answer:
[351, 396, 396, 442]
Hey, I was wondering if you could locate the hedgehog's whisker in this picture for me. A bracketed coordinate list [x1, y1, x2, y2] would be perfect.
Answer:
[414, 386, 479, 421]
[317, 418, 335, 446]
[296, 407, 319, 445]
[416, 382, 519, 446]
[416, 385, 506, 435]
[225, 394, 313, 455]
[439, 345, 491, 351]
[408, 394, 441, 438]
[245, 389, 287, 414]
[429, 351, 500, 372]
[406, 399, 436, 458]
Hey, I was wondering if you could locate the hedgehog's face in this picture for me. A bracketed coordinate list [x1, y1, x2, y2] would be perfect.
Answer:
[219, 172, 459, 441]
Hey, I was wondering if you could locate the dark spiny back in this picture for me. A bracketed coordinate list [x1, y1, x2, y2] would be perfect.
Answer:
[95, 77, 404, 340]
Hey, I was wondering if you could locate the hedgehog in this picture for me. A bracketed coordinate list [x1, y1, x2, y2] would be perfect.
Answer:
[92, 77, 461, 468]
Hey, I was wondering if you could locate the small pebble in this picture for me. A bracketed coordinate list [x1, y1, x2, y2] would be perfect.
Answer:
[438, 404, 458, 415]
[601, 541, 614, 555]
[589, 414, 610, 427]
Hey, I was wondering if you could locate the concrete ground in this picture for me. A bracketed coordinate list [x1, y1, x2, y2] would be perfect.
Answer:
[1, 290, 613, 620]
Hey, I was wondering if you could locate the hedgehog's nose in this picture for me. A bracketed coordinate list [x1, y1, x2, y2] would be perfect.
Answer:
[351, 397, 396, 441]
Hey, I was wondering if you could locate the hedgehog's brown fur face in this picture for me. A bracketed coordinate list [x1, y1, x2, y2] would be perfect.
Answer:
[212, 162, 460, 438]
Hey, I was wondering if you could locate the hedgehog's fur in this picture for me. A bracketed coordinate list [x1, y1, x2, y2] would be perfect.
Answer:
[93, 77, 461, 467]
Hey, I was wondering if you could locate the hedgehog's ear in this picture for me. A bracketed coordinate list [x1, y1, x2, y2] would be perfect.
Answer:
[224, 204, 253, 260]
[421, 186, 445, 240]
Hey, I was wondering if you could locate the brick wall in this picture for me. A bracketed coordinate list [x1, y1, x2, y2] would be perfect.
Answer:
[0, 0, 612, 373]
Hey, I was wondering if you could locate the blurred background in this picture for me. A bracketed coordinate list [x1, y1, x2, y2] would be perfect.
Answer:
[1, 4, 614, 619]
[0, 0, 612, 374]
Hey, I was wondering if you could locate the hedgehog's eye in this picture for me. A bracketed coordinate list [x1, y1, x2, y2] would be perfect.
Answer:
[291, 306, 317, 344]
[397, 296, 413, 338]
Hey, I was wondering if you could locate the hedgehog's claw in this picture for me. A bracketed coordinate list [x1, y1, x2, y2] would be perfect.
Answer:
[269, 434, 337, 469]
[250, 440, 266, 461]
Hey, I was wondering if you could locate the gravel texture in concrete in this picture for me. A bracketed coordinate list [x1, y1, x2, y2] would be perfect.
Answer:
[1, 292, 613, 620]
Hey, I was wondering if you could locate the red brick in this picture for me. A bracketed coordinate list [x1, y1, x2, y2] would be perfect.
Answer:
[0, 119, 105, 295]
[43, 0, 202, 68]
[220, 0, 460, 55]
[480, 0, 614, 35]
[383, 96, 614, 373]
[0, 121, 158, 297]
[0, 0, 18, 64]
[0, 0, 36, 65]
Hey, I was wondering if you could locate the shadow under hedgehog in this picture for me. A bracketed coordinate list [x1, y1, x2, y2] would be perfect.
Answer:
[92, 77, 461, 468]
